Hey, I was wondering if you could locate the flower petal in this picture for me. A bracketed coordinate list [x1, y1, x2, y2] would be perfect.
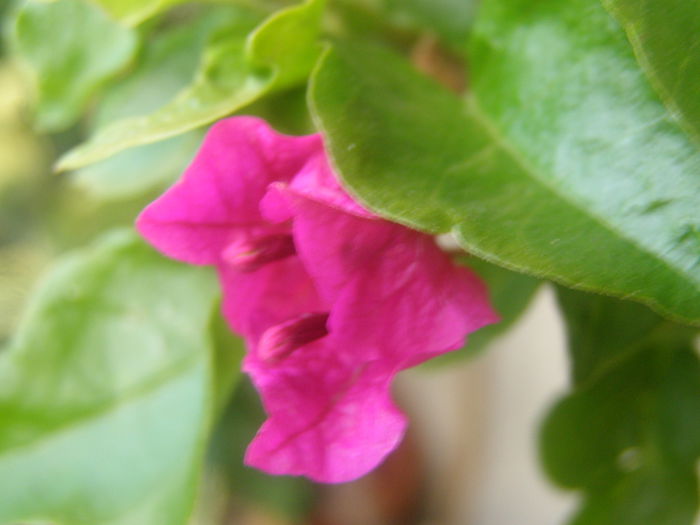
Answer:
[244, 350, 406, 483]
[218, 256, 324, 344]
[288, 153, 375, 218]
[137, 117, 322, 264]
[259, 152, 374, 224]
[136, 115, 499, 484]
[287, 197, 499, 363]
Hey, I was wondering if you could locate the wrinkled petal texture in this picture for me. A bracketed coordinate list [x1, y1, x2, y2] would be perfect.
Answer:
[137, 117, 322, 264]
[244, 344, 406, 483]
[135, 116, 499, 484]
[281, 193, 499, 364]
[260, 153, 374, 223]
[218, 257, 323, 344]
[244, 182, 498, 482]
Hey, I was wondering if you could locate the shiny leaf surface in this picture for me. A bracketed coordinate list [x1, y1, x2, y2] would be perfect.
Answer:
[310, 4, 700, 324]
[603, 0, 700, 144]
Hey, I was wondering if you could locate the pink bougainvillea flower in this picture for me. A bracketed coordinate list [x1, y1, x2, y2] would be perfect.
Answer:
[137, 116, 498, 483]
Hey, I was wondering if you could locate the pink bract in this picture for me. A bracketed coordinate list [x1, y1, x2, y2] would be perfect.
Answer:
[136, 116, 498, 483]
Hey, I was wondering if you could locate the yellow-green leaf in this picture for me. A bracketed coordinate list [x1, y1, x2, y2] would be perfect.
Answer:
[57, 0, 324, 171]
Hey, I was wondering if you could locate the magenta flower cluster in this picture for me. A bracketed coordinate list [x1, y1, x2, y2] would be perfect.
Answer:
[137, 117, 498, 483]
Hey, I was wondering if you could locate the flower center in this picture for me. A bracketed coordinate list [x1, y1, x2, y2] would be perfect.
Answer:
[222, 234, 296, 272]
[259, 312, 330, 363]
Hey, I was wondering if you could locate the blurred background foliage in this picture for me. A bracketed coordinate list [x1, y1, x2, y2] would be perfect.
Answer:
[1, 0, 698, 524]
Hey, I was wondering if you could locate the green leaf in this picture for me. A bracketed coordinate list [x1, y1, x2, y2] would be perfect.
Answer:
[381, 0, 477, 50]
[209, 304, 246, 416]
[73, 133, 203, 200]
[0, 232, 223, 525]
[468, 0, 700, 323]
[246, 0, 325, 90]
[428, 255, 539, 365]
[94, 11, 221, 127]
[57, 0, 324, 171]
[602, 0, 700, 145]
[88, 0, 188, 26]
[12, 0, 138, 131]
[72, 13, 218, 199]
[88, 0, 282, 25]
[540, 288, 700, 525]
[309, 10, 700, 325]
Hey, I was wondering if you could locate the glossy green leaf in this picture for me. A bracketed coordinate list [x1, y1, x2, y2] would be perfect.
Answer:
[540, 289, 700, 525]
[57, 0, 324, 171]
[428, 255, 539, 365]
[0, 232, 223, 525]
[603, 0, 700, 144]
[468, 0, 700, 323]
[12, 0, 138, 131]
[309, 8, 700, 325]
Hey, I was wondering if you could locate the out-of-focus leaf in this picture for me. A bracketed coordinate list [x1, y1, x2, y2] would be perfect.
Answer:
[0, 232, 223, 525]
[309, 4, 700, 325]
[57, 0, 324, 171]
[74, 131, 202, 200]
[0, 242, 52, 343]
[0, 62, 48, 192]
[209, 304, 246, 415]
[428, 255, 539, 365]
[603, 0, 700, 144]
[209, 378, 315, 521]
[247, 85, 314, 135]
[72, 14, 219, 199]
[381, 0, 476, 50]
[89, 0, 285, 25]
[12, 0, 138, 131]
[95, 12, 222, 126]
[88, 0, 187, 26]
[246, 0, 324, 90]
[540, 288, 700, 525]
[73, 132, 202, 200]
[0, 2, 17, 56]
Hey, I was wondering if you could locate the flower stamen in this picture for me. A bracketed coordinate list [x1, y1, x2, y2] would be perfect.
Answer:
[259, 312, 330, 363]
[223, 234, 296, 272]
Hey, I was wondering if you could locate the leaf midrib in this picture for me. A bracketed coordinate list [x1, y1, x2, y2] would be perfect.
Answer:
[462, 94, 700, 293]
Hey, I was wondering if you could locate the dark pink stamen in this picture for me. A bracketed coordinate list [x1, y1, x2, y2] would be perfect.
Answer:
[222, 234, 296, 272]
[259, 312, 330, 363]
